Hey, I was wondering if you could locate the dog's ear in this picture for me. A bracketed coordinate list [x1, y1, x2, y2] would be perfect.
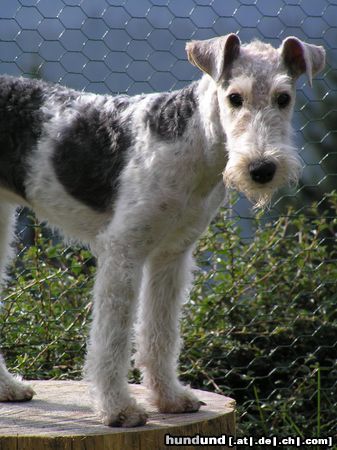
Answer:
[186, 34, 241, 83]
[280, 37, 325, 87]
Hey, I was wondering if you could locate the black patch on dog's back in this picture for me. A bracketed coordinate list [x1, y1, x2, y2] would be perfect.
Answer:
[52, 102, 131, 212]
[0, 76, 45, 198]
[146, 84, 197, 141]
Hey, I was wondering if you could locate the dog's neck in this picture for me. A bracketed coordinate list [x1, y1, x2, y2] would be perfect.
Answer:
[191, 76, 227, 178]
[195, 75, 224, 144]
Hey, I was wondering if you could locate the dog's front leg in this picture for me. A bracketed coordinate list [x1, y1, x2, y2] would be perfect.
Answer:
[84, 239, 147, 427]
[136, 248, 204, 413]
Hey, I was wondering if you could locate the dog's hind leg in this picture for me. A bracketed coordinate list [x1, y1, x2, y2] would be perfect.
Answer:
[0, 354, 35, 401]
[136, 248, 203, 413]
[0, 203, 16, 286]
[0, 202, 35, 401]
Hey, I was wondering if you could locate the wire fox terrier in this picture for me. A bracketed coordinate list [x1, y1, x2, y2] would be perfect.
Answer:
[0, 35, 325, 427]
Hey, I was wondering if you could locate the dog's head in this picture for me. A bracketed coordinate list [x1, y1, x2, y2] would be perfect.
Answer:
[186, 34, 325, 208]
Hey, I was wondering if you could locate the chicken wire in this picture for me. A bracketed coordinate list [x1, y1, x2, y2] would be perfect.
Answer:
[0, 0, 336, 442]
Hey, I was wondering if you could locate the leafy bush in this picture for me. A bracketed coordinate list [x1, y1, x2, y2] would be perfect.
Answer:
[181, 192, 337, 439]
[1, 227, 94, 379]
[1, 193, 336, 442]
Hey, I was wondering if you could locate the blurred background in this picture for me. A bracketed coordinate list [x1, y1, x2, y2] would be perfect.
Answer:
[0, 0, 336, 444]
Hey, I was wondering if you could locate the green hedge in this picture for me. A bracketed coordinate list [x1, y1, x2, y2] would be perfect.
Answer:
[181, 192, 337, 439]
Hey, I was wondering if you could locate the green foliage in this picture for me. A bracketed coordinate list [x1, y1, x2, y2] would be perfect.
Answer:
[1, 223, 94, 379]
[1, 194, 337, 441]
[180, 192, 337, 439]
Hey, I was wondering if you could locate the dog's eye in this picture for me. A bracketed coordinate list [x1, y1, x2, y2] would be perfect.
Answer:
[228, 93, 243, 108]
[277, 93, 291, 108]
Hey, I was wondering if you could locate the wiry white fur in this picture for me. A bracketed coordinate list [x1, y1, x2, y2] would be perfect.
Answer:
[0, 204, 15, 285]
[223, 110, 302, 208]
[220, 71, 302, 208]
[0, 35, 324, 427]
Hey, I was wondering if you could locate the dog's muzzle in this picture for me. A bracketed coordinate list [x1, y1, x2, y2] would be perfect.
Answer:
[249, 160, 276, 184]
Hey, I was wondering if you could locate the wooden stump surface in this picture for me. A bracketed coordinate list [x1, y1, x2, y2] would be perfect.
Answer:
[0, 380, 235, 450]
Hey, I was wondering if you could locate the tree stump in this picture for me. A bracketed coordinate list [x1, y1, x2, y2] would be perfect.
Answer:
[0, 380, 235, 450]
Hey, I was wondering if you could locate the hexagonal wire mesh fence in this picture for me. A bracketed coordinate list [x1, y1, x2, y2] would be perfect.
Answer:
[0, 0, 336, 442]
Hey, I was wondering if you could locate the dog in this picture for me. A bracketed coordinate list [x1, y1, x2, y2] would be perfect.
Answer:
[0, 34, 325, 427]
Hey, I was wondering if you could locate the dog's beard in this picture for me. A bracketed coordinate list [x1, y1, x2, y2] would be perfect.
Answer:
[223, 146, 302, 210]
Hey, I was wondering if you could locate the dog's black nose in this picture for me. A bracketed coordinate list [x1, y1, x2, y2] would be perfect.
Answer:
[249, 161, 276, 184]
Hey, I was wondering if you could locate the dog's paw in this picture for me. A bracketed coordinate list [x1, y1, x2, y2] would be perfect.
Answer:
[156, 388, 206, 414]
[101, 403, 148, 427]
[0, 380, 35, 402]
